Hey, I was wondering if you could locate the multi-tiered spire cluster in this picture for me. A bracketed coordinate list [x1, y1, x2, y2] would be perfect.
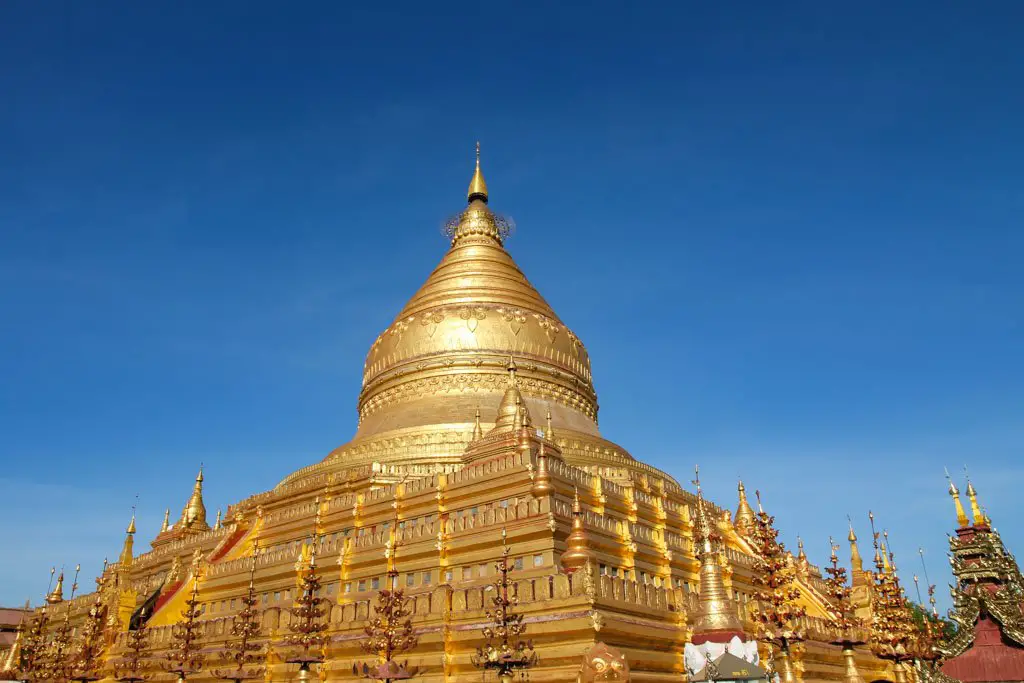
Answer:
[354, 518, 417, 682]
[213, 542, 264, 683]
[748, 492, 805, 683]
[164, 559, 206, 683]
[284, 498, 331, 682]
[472, 529, 537, 683]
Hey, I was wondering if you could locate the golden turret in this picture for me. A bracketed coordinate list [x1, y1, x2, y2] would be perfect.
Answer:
[945, 469, 970, 528]
[46, 569, 65, 604]
[178, 467, 209, 531]
[118, 509, 136, 567]
[471, 408, 483, 441]
[491, 359, 533, 434]
[691, 467, 744, 637]
[467, 141, 488, 203]
[545, 410, 556, 444]
[160, 507, 170, 533]
[964, 470, 989, 527]
[531, 442, 554, 498]
[734, 479, 756, 534]
[796, 537, 810, 574]
[848, 519, 864, 574]
[561, 488, 594, 572]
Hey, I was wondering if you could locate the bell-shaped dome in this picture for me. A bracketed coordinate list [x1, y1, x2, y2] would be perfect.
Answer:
[356, 160, 598, 438]
[276, 145, 673, 490]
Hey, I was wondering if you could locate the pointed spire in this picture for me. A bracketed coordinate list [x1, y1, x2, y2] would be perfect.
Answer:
[47, 569, 65, 604]
[119, 506, 137, 567]
[797, 536, 809, 574]
[531, 442, 554, 497]
[467, 141, 488, 204]
[691, 466, 744, 637]
[561, 487, 593, 572]
[964, 468, 989, 527]
[214, 509, 222, 530]
[847, 517, 864, 574]
[545, 410, 557, 443]
[734, 479, 756, 534]
[489, 357, 532, 433]
[179, 466, 209, 531]
[945, 468, 970, 528]
[161, 507, 171, 533]
[471, 408, 483, 441]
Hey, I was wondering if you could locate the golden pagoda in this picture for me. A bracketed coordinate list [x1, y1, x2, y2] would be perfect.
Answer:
[21, 146, 906, 683]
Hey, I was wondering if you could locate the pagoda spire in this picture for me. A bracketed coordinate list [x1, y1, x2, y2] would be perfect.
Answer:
[467, 141, 488, 203]
[734, 479, 756, 534]
[847, 518, 864, 574]
[945, 469, 970, 528]
[471, 408, 483, 441]
[47, 568, 65, 604]
[545, 409, 557, 443]
[964, 468, 989, 527]
[561, 487, 594, 572]
[490, 357, 532, 433]
[161, 507, 171, 533]
[119, 506, 137, 567]
[691, 466, 744, 639]
[179, 467, 209, 531]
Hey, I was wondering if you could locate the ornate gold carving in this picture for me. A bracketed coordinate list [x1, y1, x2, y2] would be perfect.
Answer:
[578, 642, 629, 682]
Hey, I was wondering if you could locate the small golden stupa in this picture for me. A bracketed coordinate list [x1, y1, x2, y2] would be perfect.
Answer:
[11, 146, 907, 683]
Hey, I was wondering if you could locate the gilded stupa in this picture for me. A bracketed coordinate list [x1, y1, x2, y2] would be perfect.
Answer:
[10, 147, 913, 683]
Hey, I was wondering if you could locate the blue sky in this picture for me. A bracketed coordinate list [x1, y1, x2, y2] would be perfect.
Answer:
[1, 2, 1021, 610]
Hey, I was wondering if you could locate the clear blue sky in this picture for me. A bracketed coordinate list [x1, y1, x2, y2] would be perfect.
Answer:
[1, 2, 1021, 610]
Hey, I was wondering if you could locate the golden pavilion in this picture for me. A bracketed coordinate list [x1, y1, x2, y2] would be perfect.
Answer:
[5, 146, 947, 683]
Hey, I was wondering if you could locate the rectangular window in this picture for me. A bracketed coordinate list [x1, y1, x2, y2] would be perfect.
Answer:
[406, 573, 415, 587]
[471, 507, 479, 515]
[371, 577, 380, 590]
[500, 499, 509, 509]
[599, 564, 607, 576]
[514, 557, 524, 571]
[444, 569, 453, 583]
[533, 554, 543, 567]
[326, 583, 335, 594]
[478, 563, 487, 577]
[358, 580, 366, 592]
[462, 567, 473, 581]
[261, 593, 268, 604]
[423, 571, 432, 585]
[230, 598, 237, 609]
[344, 583, 351, 594]
[274, 591, 280, 601]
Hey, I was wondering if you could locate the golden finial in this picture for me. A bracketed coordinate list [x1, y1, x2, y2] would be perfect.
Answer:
[880, 533, 892, 573]
[964, 467, 988, 527]
[214, 509, 222, 530]
[945, 467, 970, 528]
[734, 479, 756, 533]
[531, 442, 554, 497]
[47, 567, 65, 604]
[847, 516, 864, 574]
[179, 465, 209, 530]
[561, 487, 593, 572]
[512, 396, 523, 432]
[467, 141, 488, 203]
[120, 504, 137, 567]
[506, 355, 518, 384]
[160, 507, 170, 533]
[545, 409, 556, 443]
[690, 465, 743, 635]
[829, 536, 839, 564]
[471, 407, 483, 441]
[754, 489, 765, 514]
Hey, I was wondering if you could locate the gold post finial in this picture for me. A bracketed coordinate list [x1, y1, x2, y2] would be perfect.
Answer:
[735, 478, 756, 533]
[945, 467, 970, 528]
[545, 409, 556, 443]
[963, 466, 988, 527]
[467, 141, 488, 203]
[471, 407, 483, 441]
[160, 507, 170, 533]
[847, 515, 863, 574]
